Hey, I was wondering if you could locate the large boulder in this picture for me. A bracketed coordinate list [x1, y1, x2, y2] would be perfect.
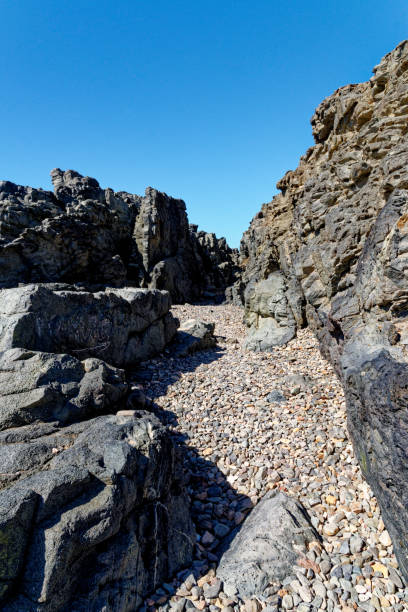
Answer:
[217, 491, 320, 601]
[0, 284, 178, 367]
[0, 411, 195, 611]
[239, 40, 408, 579]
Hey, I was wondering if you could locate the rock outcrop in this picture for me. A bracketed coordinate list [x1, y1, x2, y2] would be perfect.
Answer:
[240, 40, 408, 579]
[0, 284, 178, 367]
[0, 169, 238, 302]
[0, 285, 194, 609]
[0, 410, 195, 611]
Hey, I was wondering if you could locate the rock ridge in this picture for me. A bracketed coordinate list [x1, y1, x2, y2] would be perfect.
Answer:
[0, 169, 240, 303]
[239, 39, 408, 580]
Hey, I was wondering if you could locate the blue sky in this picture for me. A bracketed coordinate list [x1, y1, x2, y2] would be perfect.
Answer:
[1, 1, 407, 247]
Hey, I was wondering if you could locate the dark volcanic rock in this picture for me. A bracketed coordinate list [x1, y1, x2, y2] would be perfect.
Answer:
[240, 40, 408, 579]
[0, 170, 239, 303]
[0, 347, 128, 433]
[0, 284, 178, 367]
[0, 411, 195, 611]
[217, 491, 320, 600]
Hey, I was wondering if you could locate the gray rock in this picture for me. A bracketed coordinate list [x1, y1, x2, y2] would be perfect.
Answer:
[0, 169, 239, 303]
[0, 411, 195, 611]
[0, 347, 128, 432]
[217, 491, 320, 600]
[0, 284, 178, 366]
[266, 389, 286, 404]
[238, 40, 408, 581]
[243, 273, 297, 350]
[171, 319, 217, 357]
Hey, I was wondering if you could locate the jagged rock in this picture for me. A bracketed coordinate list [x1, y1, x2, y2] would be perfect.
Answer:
[171, 319, 217, 356]
[0, 170, 139, 288]
[217, 491, 320, 600]
[0, 411, 195, 611]
[0, 347, 128, 434]
[0, 284, 178, 367]
[0, 169, 238, 302]
[240, 41, 408, 579]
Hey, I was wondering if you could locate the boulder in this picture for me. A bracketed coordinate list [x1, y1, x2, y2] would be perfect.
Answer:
[0, 411, 195, 611]
[172, 319, 217, 356]
[217, 491, 320, 600]
[0, 284, 178, 367]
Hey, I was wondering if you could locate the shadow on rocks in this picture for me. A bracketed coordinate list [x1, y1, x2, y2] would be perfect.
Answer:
[128, 348, 253, 610]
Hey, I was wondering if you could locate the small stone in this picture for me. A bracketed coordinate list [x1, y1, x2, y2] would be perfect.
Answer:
[350, 535, 364, 554]
[389, 567, 404, 588]
[298, 585, 312, 603]
[379, 531, 392, 547]
[201, 531, 215, 546]
[323, 522, 339, 536]
[203, 580, 222, 600]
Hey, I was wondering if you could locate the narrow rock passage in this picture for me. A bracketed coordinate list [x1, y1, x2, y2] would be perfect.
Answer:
[139, 304, 408, 612]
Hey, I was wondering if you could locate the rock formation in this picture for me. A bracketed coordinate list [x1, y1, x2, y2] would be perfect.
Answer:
[240, 40, 408, 579]
[0, 409, 195, 611]
[0, 169, 238, 303]
[0, 284, 178, 367]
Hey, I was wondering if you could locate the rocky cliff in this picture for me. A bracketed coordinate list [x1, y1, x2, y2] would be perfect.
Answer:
[0, 169, 239, 303]
[240, 40, 408, 579]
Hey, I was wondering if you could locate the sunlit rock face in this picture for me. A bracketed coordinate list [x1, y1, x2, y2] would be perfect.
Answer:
[240, 40, 408, 579]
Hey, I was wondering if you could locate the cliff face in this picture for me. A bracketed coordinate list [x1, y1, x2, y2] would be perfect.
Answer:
[0, 170, 239, 303]
[241, 40, 408, 578]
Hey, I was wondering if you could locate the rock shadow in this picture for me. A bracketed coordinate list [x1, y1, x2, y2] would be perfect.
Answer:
[128, 345, 225, 399]
[128, 347, 253, 609]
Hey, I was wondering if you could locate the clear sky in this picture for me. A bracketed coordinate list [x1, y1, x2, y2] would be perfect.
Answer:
[1, 1, 407, 247]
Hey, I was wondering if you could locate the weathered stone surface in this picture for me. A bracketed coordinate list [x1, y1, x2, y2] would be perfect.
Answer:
[171, 319, 217, 356]
[243, 273, 296, 350]
[0, 170, 238, 302]
[0, 411, 195, 611]
[0, 284, 178, 366]
[217, 491, 319, 600]
[0, 347, 128, 433]
[240, 40, 408, 579]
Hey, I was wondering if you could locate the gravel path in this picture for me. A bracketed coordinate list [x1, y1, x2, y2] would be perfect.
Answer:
[139, 304, 408, 612]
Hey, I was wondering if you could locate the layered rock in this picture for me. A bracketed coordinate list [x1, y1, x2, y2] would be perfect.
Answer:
[0, 170, 238, 302]
[0, 347, 128, 433]
[240, 40, 408, 578]
[0, 284, 178, 367]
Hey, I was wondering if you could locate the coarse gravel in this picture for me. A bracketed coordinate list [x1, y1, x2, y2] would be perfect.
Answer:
[138, 304, 408, 612]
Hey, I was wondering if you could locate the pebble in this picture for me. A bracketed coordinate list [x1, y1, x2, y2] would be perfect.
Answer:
[140, 304, 407, 611]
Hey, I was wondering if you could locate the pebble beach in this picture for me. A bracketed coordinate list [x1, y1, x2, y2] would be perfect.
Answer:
[139, 304, 408, 612]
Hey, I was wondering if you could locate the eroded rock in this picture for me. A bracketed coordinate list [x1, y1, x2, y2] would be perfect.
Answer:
[240, 40, 408, 579]
[0, 411, 195, 611]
